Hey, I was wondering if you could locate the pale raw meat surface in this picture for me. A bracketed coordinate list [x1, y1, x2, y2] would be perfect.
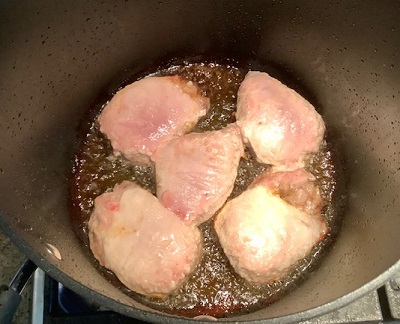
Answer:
[236, 71, 325, 170]
[98, 76, 210, 165]
[215, 171, 327, 284]
[88, 181, 203, 297]
[253, 168, 322, 216]
[155, 124, 244, 225]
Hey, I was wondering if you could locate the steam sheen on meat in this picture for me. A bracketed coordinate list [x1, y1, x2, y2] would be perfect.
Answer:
[88, 181, 203, 297]
[155, 124, 244, 225]
[214, 169, 327, 284]
[236, 71, 325, 170]
[98, 76, 210, 165]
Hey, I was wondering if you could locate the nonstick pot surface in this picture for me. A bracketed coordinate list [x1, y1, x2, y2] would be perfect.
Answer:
[0, 0, 400, 322]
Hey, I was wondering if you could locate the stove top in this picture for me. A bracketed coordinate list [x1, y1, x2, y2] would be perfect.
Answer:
[31, 269, 400, 323]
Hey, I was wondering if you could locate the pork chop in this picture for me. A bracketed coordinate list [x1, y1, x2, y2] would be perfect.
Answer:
[155, 124, 244, 225]
[214, 170, 327, 284]
[88, 181, 203, 297]
[98, 76, 210, 165]
[236, 71, 325, 170]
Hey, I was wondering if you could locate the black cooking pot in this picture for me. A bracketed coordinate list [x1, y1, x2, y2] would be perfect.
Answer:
[1, 0, 400, 322]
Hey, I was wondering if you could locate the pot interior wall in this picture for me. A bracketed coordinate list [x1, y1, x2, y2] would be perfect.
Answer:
[0, 0, 399, 322]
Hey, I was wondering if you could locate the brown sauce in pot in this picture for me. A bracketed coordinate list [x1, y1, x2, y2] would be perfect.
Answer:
[69, 59, 345, 318]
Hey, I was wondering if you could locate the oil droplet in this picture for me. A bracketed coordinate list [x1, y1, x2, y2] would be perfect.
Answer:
[45, 243, 62, 260]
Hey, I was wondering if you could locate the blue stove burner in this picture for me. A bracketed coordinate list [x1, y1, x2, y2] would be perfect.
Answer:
[33, 270, 148, 323]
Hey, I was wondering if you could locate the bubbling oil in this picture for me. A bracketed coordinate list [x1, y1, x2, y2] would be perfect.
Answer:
[69, 60, 344, 318]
